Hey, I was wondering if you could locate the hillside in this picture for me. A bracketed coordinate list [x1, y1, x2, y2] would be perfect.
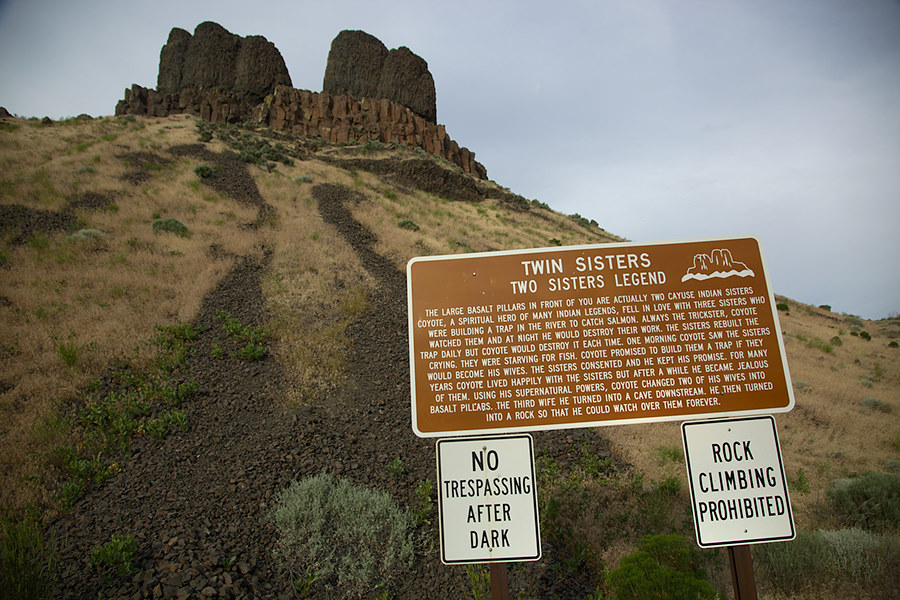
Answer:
[1, 113, 899, 599]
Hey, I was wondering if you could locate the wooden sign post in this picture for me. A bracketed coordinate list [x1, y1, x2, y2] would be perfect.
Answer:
[682, 416, 795, 598]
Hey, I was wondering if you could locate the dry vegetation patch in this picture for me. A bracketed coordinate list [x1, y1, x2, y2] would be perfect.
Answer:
[0, 115, 265, 515]
[2, 114, 897, 598]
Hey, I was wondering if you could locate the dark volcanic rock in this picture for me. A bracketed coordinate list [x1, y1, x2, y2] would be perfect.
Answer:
[323, 30, 437, 123]
[378, 46, 436, 124]
[158, 21, 291, 105]
[322, 30, 389, 103]
[157, 27, 191, 93]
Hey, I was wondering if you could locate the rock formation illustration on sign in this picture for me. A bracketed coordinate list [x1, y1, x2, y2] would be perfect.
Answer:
[682, 248, 755, 281]
[116, 23, 483, 176]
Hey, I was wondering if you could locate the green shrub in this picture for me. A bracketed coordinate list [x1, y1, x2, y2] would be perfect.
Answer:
[0, 510, 57, 600]
[754, 529, 826, 592]
[889, 341, 899, 348]
[605, 534, 718, 600]
[830, 335, 843, 347]
[295, 175, 313, 184]
[776, 302, 790, 312]
[215, 310, 269, 361]
[236, 342, 268, 362]
[827, 472, 900, 531]
[860, 331, 872, 341]
[144, 409, 187, 439]
[362, 139, 386, 151]
[819, 304, 832, 311]
[90, 534, 136, 581]
[151, 218, 190, 237]
[860, 397, 891, 413]
[56, 338, 80, 368]
[819, 528, 900, 585]
[568, 213, 591, 228]
[193, 163, 215, 179]
[397, 219, 420, 231]
[58, 478, 84, 510]
[66, 229, 103, 243]
[270, 473, 416, 599]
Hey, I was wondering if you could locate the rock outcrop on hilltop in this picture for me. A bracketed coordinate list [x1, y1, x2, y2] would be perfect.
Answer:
[157, 21, 292, 105]
[323, 30, 437, 124]
[257, 87, 486, 178]
[116, 23, 483, 177]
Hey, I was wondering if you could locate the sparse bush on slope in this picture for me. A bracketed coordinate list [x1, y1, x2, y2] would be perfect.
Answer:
[270, 473, 416, 599]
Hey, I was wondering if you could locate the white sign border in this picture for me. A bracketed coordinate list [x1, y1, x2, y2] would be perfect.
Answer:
[435, 434, 542, 564]
[682, 415, 796, 548]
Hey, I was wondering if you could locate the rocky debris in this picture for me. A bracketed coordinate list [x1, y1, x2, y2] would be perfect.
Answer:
[168, 144, 275, 226]
[119, 150, 175, 185]
[47, 157, 613, 598]
[324, 30, 437, 124]
[158, 21, 291, 106]
[0, 204, 77, 244]
[0, 106, 11, 118]
[330, 157, 488, 201]
[0, 191, 121, 244]
[258, 86, 485, 178]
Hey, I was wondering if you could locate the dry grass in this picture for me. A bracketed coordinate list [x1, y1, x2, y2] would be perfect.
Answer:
[0, 116, 263, 515]
[252, 162, 375, 405]
[602, 300, 900, 532]
[347, 163, 620, 271]
[2, 116, 898, 600]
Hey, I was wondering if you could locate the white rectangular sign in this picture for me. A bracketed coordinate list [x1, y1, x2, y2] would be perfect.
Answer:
[682, 416, 795, 548]
[436, 434, 541, 564]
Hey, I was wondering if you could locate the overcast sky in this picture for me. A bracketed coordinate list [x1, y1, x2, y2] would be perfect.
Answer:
[1, 0, 898, 319]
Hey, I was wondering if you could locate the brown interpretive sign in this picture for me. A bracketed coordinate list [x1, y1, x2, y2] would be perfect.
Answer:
[408, 236, 794, 437]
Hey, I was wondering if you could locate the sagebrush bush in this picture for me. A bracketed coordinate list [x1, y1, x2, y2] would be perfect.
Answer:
[605, 534, 718, 600]
[753, 529, 826, 592]
[826, 472, 900, 531]
[270, 473, 416, 599]
[66, 228, 103, 242]
[193, 163, 214, 179]
[755, 528, 900, 598]
[151, 217, 190, 237]
[819, 527, 900, 586]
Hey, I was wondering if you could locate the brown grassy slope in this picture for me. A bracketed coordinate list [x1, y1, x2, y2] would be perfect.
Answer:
[601, 300, 900, 528]
[0, 114, 616, 518]
[1, 113, 897, 540]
